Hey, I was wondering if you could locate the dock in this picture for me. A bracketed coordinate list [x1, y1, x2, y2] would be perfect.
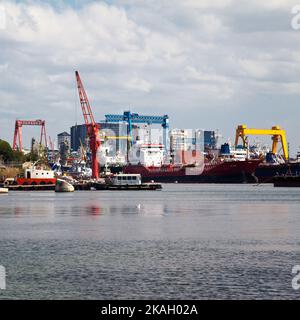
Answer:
[4, 182, 162, 191]
[92, 182, 162, 191]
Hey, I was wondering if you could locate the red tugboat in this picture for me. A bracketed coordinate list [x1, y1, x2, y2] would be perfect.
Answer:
[16, 166, 56, 186]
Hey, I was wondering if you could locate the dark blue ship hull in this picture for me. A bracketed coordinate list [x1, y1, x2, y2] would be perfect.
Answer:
[255, 162, 300, 183]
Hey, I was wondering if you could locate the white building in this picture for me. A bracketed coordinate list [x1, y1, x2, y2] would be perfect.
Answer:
[57, 132, 71, 149]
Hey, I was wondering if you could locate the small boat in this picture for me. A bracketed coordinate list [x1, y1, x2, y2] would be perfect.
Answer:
[55, 179, 75, 192]
[0, 187, 8, 194]
[93, 173, 162, 190]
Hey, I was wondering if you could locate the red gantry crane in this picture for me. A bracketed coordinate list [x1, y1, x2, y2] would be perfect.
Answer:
[75, 71, 101, 179]
[13, 119, 47, 151]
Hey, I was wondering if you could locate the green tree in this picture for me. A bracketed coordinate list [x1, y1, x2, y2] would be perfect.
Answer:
[0, 139, 25, 163]
[0, 139, 14, 162]
[25, 150, 39, 162]
[13, 150, 25, 162]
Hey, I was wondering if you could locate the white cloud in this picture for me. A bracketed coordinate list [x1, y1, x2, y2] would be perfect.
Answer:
[0, 63, 8, 72]
[0, 0, 300, 152]
[250, 0, 297, 9]
[238, 59, 270, 78]
[184, 66, 230, 83]
[198, 14, 224, 36]
[181, 0, 233, 9]
[125, 76, 152, 92]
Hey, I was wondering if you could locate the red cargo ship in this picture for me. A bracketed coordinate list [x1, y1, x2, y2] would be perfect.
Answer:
[123, 159, 262, 183]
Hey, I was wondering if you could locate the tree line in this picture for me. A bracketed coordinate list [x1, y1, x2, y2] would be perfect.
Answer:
[0, 139, 39, 164]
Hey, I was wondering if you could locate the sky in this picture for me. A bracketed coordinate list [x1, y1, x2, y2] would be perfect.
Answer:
[0, 0, 300, 154]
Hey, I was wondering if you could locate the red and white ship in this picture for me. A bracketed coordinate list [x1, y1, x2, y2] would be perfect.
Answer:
[122, 143, 261, 183]
[16, 166, 56, 186]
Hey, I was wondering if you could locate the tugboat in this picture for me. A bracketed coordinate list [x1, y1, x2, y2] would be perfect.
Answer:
[4, 162, 56, 190]
[16, 165, 56, 186]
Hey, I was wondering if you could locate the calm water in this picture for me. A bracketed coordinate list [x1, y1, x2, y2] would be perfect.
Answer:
[0, 184, 300, 299]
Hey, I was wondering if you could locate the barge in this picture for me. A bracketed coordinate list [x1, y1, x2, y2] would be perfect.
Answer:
[273, 175, 300, 187]
[256, 162, 300, 183]
[93, 174, 162, 190]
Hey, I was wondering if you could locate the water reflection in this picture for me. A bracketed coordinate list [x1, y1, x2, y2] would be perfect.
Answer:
[86, 205, 102, 216]
[79, 203, 167, 216]
[0, 186, 300, 299]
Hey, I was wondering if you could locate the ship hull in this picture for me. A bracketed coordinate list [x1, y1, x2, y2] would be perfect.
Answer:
[273, 175, 300, 187]
[16, 178, 57, 186]
[255, 162, 300, 183]
[122, 160, 261, 183]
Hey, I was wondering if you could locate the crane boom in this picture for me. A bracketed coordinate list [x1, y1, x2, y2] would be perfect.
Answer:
[75, 71, 101, 179]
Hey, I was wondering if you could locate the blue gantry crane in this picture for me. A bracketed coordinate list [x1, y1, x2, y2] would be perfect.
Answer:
[104, 111, 169, 152]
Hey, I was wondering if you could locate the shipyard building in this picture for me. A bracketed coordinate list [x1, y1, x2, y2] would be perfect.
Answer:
[57, 132, 71, 149]
[70, 122, 129, 153]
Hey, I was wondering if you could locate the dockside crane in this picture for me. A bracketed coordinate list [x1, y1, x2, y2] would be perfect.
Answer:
[235, 125, 289, 161]
[13, 119, 47, 151]
[105, 111, 169, 152]
[75, 71, 101, 179]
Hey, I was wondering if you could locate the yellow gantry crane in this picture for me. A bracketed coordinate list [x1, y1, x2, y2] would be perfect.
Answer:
[235, 125, 289, 161]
